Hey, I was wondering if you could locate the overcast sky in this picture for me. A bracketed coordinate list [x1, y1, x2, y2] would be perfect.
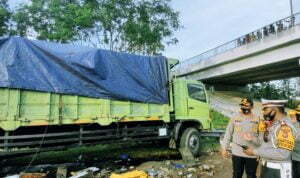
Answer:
[165, 0, 300, 60]
[9, 0, 300, 61]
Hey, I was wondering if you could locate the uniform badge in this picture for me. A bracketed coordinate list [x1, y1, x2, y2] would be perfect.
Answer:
[276, 125, 295, 151]
[258, 121, 266, 132]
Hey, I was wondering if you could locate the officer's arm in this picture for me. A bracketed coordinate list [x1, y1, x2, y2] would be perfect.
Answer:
[253, 147, 290, 161]
[248, 133, 261, 146]
[249, 119, 266, 146]
[222, 118, 234, 150]
[250, 125, 265, 146]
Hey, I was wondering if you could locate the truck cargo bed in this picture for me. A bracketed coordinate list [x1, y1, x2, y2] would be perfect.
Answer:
[0, 88, 170, 131]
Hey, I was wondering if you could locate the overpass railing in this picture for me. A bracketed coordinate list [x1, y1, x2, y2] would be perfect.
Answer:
[176, 12, 300, 75]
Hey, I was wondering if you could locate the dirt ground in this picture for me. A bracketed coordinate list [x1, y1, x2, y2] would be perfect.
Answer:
[1, 141, 263, 178]
[136, 152, 233, 178]
[3, 150, 263, 178]
[134, 151, 261, 178]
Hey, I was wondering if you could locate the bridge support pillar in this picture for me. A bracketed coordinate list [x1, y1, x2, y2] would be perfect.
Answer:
[297, 59, 300, 97]
[296, 77, 300, 96]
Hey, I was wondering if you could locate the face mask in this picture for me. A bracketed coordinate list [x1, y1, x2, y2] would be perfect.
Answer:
[263, 131, 269, 142]
[241, 108, 250, 114]
[296, 114, 300, 122]
[263, 110, 276, 121]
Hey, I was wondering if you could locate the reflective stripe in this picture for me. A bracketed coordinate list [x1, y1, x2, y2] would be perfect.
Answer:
[264, 162, 292, 178]
[265, 162, 281, 169]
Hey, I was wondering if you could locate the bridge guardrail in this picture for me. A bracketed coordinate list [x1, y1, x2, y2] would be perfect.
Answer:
[176, 12, 300, 75]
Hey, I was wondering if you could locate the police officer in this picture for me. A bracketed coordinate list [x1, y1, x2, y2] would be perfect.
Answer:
[244, 99, 298, 178]
[289, 103, 300, 177]
[221, 98, 260, 178]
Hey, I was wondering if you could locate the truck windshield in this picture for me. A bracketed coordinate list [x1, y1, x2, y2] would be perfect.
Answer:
[187, 84, 206, 102]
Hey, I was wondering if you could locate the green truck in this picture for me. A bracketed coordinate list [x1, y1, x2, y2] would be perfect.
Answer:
[0, 38, 212, 156]
[0, 60, 211, 156]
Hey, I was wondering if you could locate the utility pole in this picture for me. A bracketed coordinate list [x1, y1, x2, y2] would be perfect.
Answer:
[290, 0, 294, 16]
[296, 77, 300, 97]
[296, 59, 300, 96]
[289, 0, 295, 26]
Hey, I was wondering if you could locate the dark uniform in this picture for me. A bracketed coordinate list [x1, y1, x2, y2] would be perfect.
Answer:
[221, 98, 260, 178]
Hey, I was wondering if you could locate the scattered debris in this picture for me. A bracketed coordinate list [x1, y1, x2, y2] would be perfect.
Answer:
[96, 168, 112, 178]
[187, 168, 196, 172]
[56, 167, 67, 178]
[3, 158, 219, 178]
[110, 170, 148, 178]
[5, 175, 19, 178]
[69, 167, 99, 178]
[2, 151, 223, 178]
[205, 171, 214, 177]
[173, 163, 185, 169]
[146, 168, 158, 177]
[20, 173, 47, 178]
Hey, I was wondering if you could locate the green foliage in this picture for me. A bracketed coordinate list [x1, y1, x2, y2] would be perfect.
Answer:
[210, 109, 230, 129]
[0, 0, 10, 36]
[12, 0, 180, 55]
[199, 137, 220, 152]
[249, 80, 297, 108]
[12, 0, 94, 42]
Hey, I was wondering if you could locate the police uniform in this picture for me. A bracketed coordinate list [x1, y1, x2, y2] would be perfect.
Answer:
[253, 100, 298, 178]
[290, 104, 300, 177]
[222, 100, 260, 178]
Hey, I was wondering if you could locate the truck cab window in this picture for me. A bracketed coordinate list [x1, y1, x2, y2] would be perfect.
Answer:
[187, 84, 206, 102]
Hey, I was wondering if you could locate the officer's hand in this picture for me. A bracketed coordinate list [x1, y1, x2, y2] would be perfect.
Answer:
[243, 133, 253, 141]
[243, 147, 255, 156]
[220, 148, 230, 158]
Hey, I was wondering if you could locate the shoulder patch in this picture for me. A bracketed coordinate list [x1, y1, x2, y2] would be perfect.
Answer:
[258, 121, 266, 132]
[276, 125, 295, 151]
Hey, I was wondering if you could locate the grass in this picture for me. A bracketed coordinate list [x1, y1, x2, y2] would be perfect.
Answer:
[210, 109, 230, 130]
[199, 137, 220, 152]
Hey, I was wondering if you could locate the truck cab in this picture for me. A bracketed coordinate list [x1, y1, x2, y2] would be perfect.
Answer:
[168, 59, 211, 131]
[169, 78, 211, 156]
[172, 78, 211, 130]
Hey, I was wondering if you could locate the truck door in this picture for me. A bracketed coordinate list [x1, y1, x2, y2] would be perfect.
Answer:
[187, 83, 210, 128]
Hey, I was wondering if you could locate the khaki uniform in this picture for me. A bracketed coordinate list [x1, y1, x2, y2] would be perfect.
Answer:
[253, 118, 298, 178]
[222, 112, 260, 158]
[292, 122, 300, 161]
[291, 121, 300, 177]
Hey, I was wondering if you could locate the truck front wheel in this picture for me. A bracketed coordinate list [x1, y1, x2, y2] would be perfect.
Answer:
[179, 127, 201, 157]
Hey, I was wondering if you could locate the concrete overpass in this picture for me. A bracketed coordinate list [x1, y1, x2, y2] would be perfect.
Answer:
[175, 13, 300, 86]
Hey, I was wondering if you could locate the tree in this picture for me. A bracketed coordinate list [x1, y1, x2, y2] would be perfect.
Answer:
[13, 0, 94, 42]
[248, 79, 297, 108]
[13, 0, 180, 55]
[0, 0, 10, 36]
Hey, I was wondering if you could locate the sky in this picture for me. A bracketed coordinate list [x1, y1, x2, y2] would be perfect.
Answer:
[165, 0, 300, 60]
[8, 0, 300, 61]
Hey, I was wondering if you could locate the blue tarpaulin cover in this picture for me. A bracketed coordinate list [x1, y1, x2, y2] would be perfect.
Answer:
[0, 37, 168, 104]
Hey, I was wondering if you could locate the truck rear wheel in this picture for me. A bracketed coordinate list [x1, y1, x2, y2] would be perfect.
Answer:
[179, 127, 201, 156]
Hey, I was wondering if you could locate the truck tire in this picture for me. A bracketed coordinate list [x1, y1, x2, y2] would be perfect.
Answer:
[179, 127, 201, 156]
